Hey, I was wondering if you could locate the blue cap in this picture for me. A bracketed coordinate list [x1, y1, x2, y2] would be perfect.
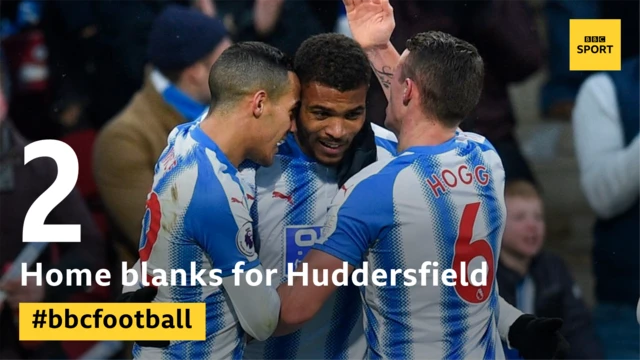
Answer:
[148, 5, 228, 71]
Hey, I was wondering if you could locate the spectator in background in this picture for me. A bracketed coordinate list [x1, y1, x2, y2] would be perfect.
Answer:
[497, 180, 603, 359]
[41, 0, 216, 131]
[366, 0, 543, 185]
[0, 52, 117, 359]
[539, 0, 596, 121]
[572, 57, 639, 359]
[541, 0, 639, 120]
[216, 0, 338, 56]
[0, 0, 55, 141]
[93, 6, 231, 267]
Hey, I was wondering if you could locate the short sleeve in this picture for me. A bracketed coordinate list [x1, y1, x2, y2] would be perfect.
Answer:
[186, 165, 259, 277]
[313, 173, 393, 267]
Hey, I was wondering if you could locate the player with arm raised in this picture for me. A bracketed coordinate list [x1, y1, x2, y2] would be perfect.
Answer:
[131, 42, 300, 360]
[338, 1, 569, 358]
[239, 33, 396, 360]
[275, 4, 570, 357]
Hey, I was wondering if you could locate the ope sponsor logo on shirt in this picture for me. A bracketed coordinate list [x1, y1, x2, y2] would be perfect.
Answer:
[570, 19, 621, 71]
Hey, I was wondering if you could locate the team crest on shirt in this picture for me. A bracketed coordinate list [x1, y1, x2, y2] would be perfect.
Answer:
[161, 148, 177, 172]
[236, 221, 256, 257]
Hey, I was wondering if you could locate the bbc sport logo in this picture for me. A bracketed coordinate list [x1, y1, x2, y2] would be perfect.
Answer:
[570, 19, 621, 71]
[583, 36, 607, 43]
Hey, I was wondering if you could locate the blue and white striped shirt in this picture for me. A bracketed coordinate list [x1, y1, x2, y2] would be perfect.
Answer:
[315, 131, 507, 359]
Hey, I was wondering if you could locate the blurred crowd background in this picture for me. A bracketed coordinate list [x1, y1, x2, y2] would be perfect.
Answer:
[0, 0, 638, 359]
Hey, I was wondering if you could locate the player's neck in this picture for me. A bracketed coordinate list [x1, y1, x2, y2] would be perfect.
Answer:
[499, 249, 532, 276]
[396, 116, 456, 153]
[292, 130, 317, 163]
[199, 112, 249, 169]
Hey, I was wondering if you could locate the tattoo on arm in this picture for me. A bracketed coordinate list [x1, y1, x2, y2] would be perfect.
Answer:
[371, 64, 393, 89]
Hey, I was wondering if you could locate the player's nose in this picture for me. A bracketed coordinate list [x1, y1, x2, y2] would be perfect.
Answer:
[324, 118, 346, 139]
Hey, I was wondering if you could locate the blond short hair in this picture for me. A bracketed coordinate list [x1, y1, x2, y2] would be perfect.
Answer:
[504, 180, 540, 200]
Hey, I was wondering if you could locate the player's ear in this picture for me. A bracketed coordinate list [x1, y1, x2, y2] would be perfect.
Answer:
[252, 90, 267, 118]
[402, 78, 413, 106]
[290, 116, 297, 133]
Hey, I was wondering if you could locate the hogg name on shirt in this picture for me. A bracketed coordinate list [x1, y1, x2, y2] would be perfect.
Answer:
[426, 164, 489, 198]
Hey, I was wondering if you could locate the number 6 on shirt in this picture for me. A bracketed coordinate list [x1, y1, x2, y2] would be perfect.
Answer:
[452, 202, 495, 304]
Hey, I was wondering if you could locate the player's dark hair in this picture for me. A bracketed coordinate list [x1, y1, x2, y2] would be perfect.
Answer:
[208, 42, 293, 109]
[402, 31, 484, 128]
[294, 33, 371, 92]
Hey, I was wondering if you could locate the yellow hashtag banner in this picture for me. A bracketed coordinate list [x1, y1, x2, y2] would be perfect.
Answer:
[19, 303, 206, 341]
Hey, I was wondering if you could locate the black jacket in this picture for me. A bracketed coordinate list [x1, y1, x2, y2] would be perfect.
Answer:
[497, 251, 604, 359]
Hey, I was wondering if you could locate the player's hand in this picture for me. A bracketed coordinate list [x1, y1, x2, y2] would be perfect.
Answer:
[508, 314, 570, 359]
[117, 287, 169, 348]
[343, 0, 395, 49]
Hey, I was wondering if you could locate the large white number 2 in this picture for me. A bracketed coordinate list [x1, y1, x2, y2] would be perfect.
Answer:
[23, 140, 80, 243]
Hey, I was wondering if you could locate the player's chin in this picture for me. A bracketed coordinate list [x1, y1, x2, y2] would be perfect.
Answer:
[249, 149, 274, 167]
[314, 144, 348, 166]
[257, 153, 275, 167]
[315, 152, 346, 167]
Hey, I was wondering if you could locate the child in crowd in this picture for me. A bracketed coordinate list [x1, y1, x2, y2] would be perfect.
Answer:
[497, 180, 603, 359]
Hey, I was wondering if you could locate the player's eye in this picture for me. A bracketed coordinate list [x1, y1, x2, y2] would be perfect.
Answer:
[312, 111, 329, 120]
[345, 112, 363, 120]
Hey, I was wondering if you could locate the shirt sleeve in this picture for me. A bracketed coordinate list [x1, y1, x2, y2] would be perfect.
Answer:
[572, 73, 640, 219]
[313, 173, 392, 267]
[186, 175, 260, 278]
[222, 265, 280, 341]
[497, 291, 524, 347]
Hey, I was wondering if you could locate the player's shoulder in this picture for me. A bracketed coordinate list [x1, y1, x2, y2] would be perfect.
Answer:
[170, 122, 244, 198]
[454, 129, 498, 153]
[371, 122, 397, 143]
[372, 123, 398, 158]
[331, 156, 407, 214]
[342, 154, 408, 195]
[154, 121, 199, 175]
[186, 149, 250, 223]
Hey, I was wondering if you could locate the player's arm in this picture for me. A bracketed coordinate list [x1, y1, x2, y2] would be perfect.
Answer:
[497, 293, 524, 345]
[495, 283, 570, 359]
[222, 265, 280, 341]
[274, 250, 355, 336]
[343, 0, 398, 101]
[191, 191, 279, 341]
[275, 175, 385, 336]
